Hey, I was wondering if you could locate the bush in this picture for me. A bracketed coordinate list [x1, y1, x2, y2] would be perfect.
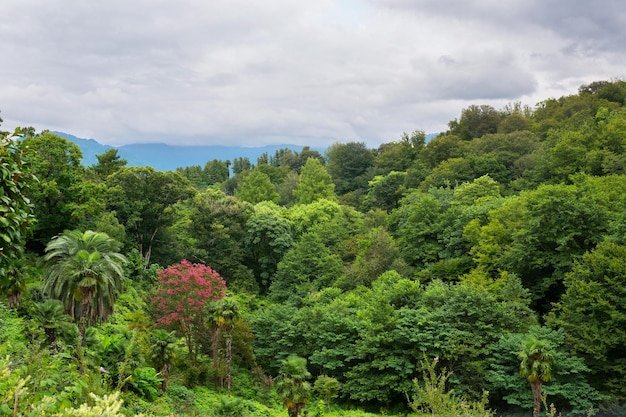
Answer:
[408, 357, 494, 417]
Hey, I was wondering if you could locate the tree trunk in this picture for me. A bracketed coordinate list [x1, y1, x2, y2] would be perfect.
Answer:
[225, 332, 232, 395]
[531, 381, 542, 417]
[160, 363, 170, 391]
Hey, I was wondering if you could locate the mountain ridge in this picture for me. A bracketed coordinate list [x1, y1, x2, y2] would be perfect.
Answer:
[53, 132, 325, 171]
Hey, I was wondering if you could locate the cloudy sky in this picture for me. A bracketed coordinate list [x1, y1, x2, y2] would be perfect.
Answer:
[1, 0, 625, 148]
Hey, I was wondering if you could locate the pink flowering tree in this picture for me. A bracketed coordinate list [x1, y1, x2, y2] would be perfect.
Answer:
[153, 260, 227, 363]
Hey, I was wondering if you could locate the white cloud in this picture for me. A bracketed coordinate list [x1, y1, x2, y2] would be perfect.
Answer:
[1, 0, 625, 147]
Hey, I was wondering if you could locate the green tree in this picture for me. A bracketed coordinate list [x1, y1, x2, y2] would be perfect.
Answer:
[235, 169, 279, 204]
[0, 136, 35, 308]
[176, 165, 205, 189]
[187, 189, 254, 290]
[371, 130, 424, 176]
[519, 337, 556, 417]
[256, 163, 289, 186]
[277, 171, 300, 206]
[90, 149, 127, 180]
[343, 276, 534, 404]
[32, 299, 74, 347]
[269, 233, 343, 305]
[365, 171, 407, 212]
[313, 375, 341, 410]
[232, 157, 252, 175]
[243, 202, 293, 292]
[203, 159, 230, 185]
[304, 289, 361, 379]
[389, 189, 449, 268]
[487, 326, 600, 416]
[465, 130, 541, 180]
[21, 132, 86, 249]
[275, 355, 312, 417]
[450, 104, 501, 140]
[419, 134, 466, 169]
[292, 158, 336, 204]
[468, 182, 609, 311]
[44, 230, 127, 343]
[207, 298, 240, 394]
[325, 141, 374, 196]
[250, 303, 310, 374]
[150, 329, 177, 390]
[339, 226, 408, 290]
[106, 167, 195, 265]
[548, 241, 626, 398]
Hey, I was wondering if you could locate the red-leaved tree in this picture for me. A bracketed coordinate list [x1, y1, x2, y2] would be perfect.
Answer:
[153, 260, 227, 363]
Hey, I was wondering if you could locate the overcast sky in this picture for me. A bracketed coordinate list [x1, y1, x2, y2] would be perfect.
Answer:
[1, 0, 625, 148]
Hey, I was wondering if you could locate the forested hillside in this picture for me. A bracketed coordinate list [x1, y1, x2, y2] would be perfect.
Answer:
[2, 80, 626, 416]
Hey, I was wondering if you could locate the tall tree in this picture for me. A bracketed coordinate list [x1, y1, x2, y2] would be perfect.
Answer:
[269, 233, 343, 305]
[365, 171, 407, 212]
[449, 104, 501, 140]
[152, 260, 226, 364]
[547, 241, 626, 398]
[232, 157, 252, 175]
[0, 135, 35, 308]
[468, 182, 608, 311]
[325, 142, 374, 196]
[292, 158, 336, 204]
[187, 189, 254, 289]
[43, 230, 127, 342]
[244, 202, 293, 293]
[519, 337, 556, 417]
[372, 130, 424, 176]
[21, 132, 85, 249]
[203, 159, 230, 185]
[208, 298, 240, 394]
[106, 167, 195, 265]
[90, 148, 127, 180]
[235, 169, 279, 204]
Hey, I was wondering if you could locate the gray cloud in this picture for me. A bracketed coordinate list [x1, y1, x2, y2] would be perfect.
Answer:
[1, 0, 625, 147]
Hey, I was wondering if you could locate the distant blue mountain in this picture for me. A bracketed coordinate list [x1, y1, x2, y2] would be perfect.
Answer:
[53, 132, 325, 172]
[54, 131, 440, 172]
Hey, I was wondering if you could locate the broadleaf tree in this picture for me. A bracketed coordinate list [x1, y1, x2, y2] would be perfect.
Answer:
[152, 260, 226, 363]
[0, 135, 35, 308]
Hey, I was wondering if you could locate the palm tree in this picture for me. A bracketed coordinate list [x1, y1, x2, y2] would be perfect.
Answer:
[275, 355, 312, 417]
[0, 270, 26, 309]
[151, 329, 177, 390]
[32, 299, 72, 347]
[208, 297, 240, 395]
[519, 337, 556, 417]
[44, 230, 126, 343]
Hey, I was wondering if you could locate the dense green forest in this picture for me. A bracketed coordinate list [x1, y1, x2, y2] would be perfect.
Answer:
[2, 80, 626, 416]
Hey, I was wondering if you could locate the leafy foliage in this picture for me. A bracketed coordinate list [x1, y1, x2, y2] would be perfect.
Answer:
[292, 157, 337, 204]
[152, 260, 226, 362]
[235, 169, 280, 204]
[21, 132, 86, 249]
[408, 356, 493, 417]
[275, 355, 312, 417]
[548, 241, 626, 398]
[5, 81, 626, 416]
[0, 137, 35, 303]
[487, 326, 600, 416]
[44, 230, 127, 343]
